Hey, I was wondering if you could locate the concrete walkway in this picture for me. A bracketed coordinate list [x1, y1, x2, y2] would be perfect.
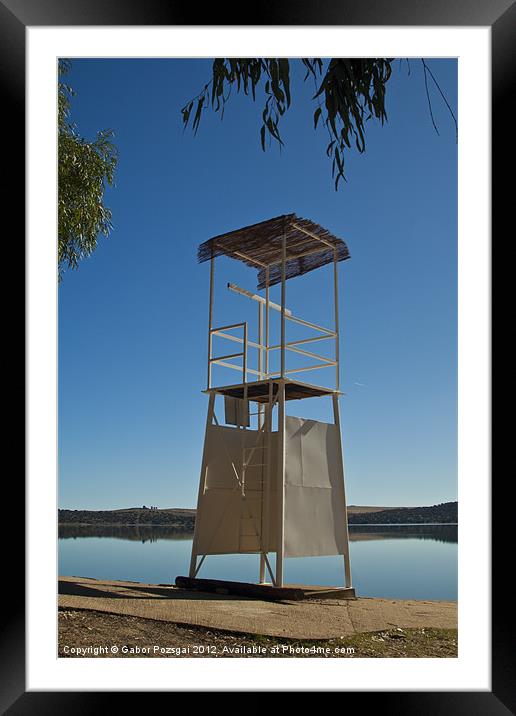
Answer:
[58, 576, 457, 640]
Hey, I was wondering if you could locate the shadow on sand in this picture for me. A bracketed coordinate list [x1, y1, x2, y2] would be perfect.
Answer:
[58, 578, 250, 602]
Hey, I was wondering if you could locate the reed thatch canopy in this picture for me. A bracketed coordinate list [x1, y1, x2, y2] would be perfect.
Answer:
[198, 213, 350, 289]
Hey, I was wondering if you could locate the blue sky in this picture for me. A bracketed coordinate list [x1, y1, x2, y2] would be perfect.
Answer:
[58, 58, 457, 510]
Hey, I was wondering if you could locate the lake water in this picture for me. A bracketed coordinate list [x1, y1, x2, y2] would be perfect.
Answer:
[59, 524, 457, 601]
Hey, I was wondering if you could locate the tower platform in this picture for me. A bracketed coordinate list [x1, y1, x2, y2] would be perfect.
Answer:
[204, 377, 341, 404]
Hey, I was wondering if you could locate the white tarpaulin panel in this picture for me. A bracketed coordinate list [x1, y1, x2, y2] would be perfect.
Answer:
[193, 418, 345, 558]
[195, 424, 276, 555]
[283, 416, 346, 557]
[223, 396, 250, 427]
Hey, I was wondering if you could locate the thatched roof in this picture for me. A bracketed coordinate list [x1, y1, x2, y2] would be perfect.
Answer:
[198, 213, 350, 289]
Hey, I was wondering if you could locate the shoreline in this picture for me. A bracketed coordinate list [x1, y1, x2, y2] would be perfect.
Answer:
[58, 576, 457, 645]
[58, 576, 458, 658]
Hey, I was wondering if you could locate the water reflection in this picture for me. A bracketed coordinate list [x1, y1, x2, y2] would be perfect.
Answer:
[58, 523, 458, 599]
[349, 524, 457, 544]
[59, 523, 457, 544]
[58, 524, 192, 543]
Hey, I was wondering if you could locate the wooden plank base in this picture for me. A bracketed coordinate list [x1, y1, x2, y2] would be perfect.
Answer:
[175, 576, 356, 601]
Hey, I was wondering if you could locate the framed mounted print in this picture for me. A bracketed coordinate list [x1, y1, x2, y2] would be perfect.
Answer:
[10, 0, 507, 707]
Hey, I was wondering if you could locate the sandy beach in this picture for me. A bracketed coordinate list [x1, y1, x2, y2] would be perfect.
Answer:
[58, 576, 457, 658]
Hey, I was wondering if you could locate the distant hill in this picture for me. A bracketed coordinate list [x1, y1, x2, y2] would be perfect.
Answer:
[59, 501, 457, 529]
[58, 507, 196, 531]
[347, 501, 457, 525]
[347, 505, 401, 514]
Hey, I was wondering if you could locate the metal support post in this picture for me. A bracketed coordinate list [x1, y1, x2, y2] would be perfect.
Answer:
[189, 393, 216, 578]
[276, 381, 286, 586]
[332, 393, 352, 588]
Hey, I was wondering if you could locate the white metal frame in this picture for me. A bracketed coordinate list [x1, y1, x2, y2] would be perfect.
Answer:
[191, 219, 352, 589]
[206, 221, 342, 391]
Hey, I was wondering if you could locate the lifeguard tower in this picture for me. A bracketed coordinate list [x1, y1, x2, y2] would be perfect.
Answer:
[184, 213, 355, 597]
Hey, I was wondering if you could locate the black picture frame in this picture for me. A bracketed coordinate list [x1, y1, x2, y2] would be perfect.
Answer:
[10, 0, 505, 709]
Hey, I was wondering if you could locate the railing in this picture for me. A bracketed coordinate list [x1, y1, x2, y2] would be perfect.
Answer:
[207, 282, 339, 389]
[208, 322, 249, 388]
[267, 313, 337, 377]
